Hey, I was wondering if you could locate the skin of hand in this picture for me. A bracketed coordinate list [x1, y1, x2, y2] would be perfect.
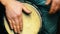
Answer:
[1, 0, 31, 34]
[46, 0, 60, 14]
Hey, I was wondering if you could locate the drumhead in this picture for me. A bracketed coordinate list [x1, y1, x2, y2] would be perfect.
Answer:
[4, 3, 42, 34]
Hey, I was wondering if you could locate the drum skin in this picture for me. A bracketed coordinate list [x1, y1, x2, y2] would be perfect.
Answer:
[4, 3, 42, 34]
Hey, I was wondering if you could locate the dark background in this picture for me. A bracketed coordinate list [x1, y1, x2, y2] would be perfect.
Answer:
[0, 2, 8, 34]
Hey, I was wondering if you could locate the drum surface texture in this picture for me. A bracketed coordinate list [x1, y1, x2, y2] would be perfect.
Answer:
[4, 3, 42, 34]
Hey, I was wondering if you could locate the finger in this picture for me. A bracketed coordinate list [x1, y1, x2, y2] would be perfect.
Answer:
[12, 19, 17, 33]
[14, 17, 20, 33]
[49, 1, 57, 14]
[19, 14, 23, 31]
[20, 17, 23, 31]
[51, 6, 59, 13]
[8, 18, 13, 29]
[22, 5, 31, 14]
[45, 0, 51, 5]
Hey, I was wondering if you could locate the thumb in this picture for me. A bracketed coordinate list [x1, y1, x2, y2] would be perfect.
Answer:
[22, 5, 31, 14]
[45, 0, 51, 5]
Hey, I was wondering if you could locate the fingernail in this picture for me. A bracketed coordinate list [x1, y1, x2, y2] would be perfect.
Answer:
[14, 26, 17, 33]
[45, 2, 49, 5]
[17, 33, 20, 34]
[11, 27, 13, 29]
[18, 30, 20, 33]
[49, 11, 54, 14]
[20, 28, 22, 31]
[15, 29, 17, 33]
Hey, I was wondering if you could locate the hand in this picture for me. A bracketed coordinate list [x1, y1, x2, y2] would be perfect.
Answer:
[5, 1, 31, 34]
[46, 0, 60, 14]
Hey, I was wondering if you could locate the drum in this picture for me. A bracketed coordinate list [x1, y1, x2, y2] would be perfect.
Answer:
[4, 3, 42, 34]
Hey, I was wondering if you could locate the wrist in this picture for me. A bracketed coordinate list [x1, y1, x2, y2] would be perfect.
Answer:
[1, 0, 17, 6]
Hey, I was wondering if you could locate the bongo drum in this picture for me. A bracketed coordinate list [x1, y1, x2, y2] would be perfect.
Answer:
[4, 3, 42, 34]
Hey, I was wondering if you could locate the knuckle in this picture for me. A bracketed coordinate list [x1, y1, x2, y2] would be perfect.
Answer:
[52, 9, 55, 11]
[14, 25, 16, 29]
[54, 0, 60, 4]
[17, 13, 22, 16]
[11, 13, 22, 19]
[14, 15, 17, 18]
[12, 15, 17, 19]
[17, 26, 20, 29]
[14, 13, 21, 18]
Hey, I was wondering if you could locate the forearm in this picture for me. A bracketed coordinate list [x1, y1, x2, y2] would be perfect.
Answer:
[0, 0, 17, 6]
